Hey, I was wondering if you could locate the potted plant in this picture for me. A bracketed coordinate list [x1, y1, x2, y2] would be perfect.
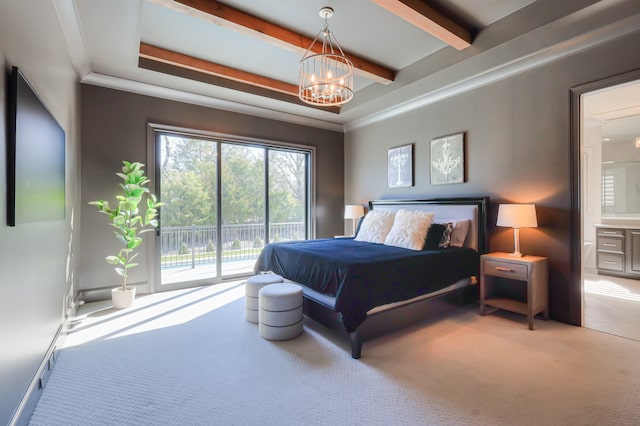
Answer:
[89, 161, 163, 308]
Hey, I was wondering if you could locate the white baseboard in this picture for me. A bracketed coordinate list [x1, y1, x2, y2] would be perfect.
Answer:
[78, 282, 151, 303]
[10, 323, 65, 426]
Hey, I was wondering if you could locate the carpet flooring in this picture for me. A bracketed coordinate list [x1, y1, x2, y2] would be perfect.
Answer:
[29, 281, 640, 425]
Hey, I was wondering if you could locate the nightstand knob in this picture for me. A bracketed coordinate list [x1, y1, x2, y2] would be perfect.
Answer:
[495, 266, 513, 272]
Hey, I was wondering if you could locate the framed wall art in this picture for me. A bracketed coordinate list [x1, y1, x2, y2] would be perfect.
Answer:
[387, 143, 414, 188]
[430, 133, 464, 185]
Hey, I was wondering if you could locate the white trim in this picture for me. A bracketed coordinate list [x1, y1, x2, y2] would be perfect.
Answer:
[9, 322, 68, 426]
[82, 73, 345, 133]
[54, 0, 640, 133]
[53, 0, 91, 78]
[344, 13, 640, 132]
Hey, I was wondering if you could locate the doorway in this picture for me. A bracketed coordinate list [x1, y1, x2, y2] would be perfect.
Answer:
[576, 72, 640, 341]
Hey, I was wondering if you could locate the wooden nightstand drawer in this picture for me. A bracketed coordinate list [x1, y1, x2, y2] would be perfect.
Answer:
[597, 237, 623, 253]
[483, 259, 528, 281]
[597, 252, 624, 272]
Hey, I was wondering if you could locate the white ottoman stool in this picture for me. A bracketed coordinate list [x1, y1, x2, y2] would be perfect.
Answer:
[245, 274, 283, 323]
[259, 283, 303, 341]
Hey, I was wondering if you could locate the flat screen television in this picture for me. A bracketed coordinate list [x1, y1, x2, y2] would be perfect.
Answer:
[6, 66, 65, 226]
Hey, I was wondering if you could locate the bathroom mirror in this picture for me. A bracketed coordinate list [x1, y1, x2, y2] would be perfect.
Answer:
[601, 115, 640, 218]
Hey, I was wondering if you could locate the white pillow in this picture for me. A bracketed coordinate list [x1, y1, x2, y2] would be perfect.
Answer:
[354, 210, 396, 244]
[439, 219, 471, 247]
[384, 210, 435, 250]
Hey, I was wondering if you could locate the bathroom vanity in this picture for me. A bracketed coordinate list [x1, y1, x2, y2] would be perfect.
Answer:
[595, 225, 640, 279]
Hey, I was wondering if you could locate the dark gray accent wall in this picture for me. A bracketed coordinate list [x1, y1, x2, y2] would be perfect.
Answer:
[80, 85, 344, 292]
[345, 30, 640, 326]
[0, 1, 80, 424]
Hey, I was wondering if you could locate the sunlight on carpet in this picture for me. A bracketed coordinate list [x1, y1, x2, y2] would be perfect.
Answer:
[65, 282, 244, 347]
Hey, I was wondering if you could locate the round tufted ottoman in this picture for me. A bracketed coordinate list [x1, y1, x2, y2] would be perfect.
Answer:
[245, 274, 283, 323]
[258, 283, 303, 341]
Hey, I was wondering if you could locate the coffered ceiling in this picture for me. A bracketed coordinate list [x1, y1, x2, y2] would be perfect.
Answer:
[55, 0, 640, 131]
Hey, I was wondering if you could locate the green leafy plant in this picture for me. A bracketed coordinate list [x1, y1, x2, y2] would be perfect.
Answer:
[89, 161, 163, 291]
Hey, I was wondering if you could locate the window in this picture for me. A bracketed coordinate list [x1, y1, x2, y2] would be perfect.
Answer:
[151, 125, 314, 290]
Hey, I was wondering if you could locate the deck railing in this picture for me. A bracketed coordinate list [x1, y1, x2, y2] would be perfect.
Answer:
[160, 222, 305, 269]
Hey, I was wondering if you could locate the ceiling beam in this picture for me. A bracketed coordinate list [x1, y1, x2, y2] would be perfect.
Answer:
[162, 0, 395, 84]
[140, 43, 299, 96]
[139, 43, 341, 113]
[139, 43, 338, 113]
[371, 0, 472, 50]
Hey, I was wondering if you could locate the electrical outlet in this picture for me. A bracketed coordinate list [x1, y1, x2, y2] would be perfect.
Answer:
[39, 348, 57, 390]
[38, 367, 50, 390]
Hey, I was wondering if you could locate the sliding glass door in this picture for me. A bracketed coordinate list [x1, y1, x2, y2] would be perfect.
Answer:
[268, 149, 308, 243]
[153, 128, 312, 291]
[157, 133, 218, 286]
[220, 143, 265, 276]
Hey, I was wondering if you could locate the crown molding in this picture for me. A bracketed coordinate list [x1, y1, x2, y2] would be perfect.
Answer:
[81, 73, 345, 132]
[54, 0, 344, 132]
[54, 0, 640, 135]
[344, 11, 640, 132]
[53, 0, 91, 78]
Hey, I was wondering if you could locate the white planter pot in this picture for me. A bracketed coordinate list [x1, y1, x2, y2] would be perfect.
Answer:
[111, 286, 136, 309]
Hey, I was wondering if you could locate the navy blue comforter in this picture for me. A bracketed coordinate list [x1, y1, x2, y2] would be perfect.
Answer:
[254, 238, 479, 332]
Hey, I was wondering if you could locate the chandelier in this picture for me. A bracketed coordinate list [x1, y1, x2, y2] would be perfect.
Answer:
[299, 7, 354, 106]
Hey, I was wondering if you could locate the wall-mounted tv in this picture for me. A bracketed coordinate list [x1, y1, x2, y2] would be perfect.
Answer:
[7, 66, 65, 226]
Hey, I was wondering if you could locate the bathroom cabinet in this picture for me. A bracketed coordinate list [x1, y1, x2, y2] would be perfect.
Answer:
[596, 225, 640, 279]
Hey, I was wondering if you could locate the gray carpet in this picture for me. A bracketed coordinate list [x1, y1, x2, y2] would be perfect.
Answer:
[29, 282, 640, 425]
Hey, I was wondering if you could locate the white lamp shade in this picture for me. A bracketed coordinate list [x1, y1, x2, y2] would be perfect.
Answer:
[344, 205, 365, 219]
[496, 204, 538, 228]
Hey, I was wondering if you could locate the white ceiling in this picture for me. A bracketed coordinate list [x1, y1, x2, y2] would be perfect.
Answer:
[55, 0, 640, 132]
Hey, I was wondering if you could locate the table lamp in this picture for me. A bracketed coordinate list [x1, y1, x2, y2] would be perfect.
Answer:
[496, 204, 538, 257]
[344, 205, 365, 236]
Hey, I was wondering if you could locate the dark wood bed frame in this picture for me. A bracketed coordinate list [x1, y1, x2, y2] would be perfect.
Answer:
[301, 196, 489, 359]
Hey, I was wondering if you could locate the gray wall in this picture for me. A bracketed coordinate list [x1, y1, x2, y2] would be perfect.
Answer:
[345, 30, 640, 325]
[0, 1, 80, 424]
[80, 85, 344, 292]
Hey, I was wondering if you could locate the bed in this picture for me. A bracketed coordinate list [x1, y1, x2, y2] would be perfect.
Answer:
[254, 197, 489, 358]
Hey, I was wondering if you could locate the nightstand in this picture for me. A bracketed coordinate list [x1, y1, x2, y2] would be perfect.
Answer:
[480, 252, 548, 330]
